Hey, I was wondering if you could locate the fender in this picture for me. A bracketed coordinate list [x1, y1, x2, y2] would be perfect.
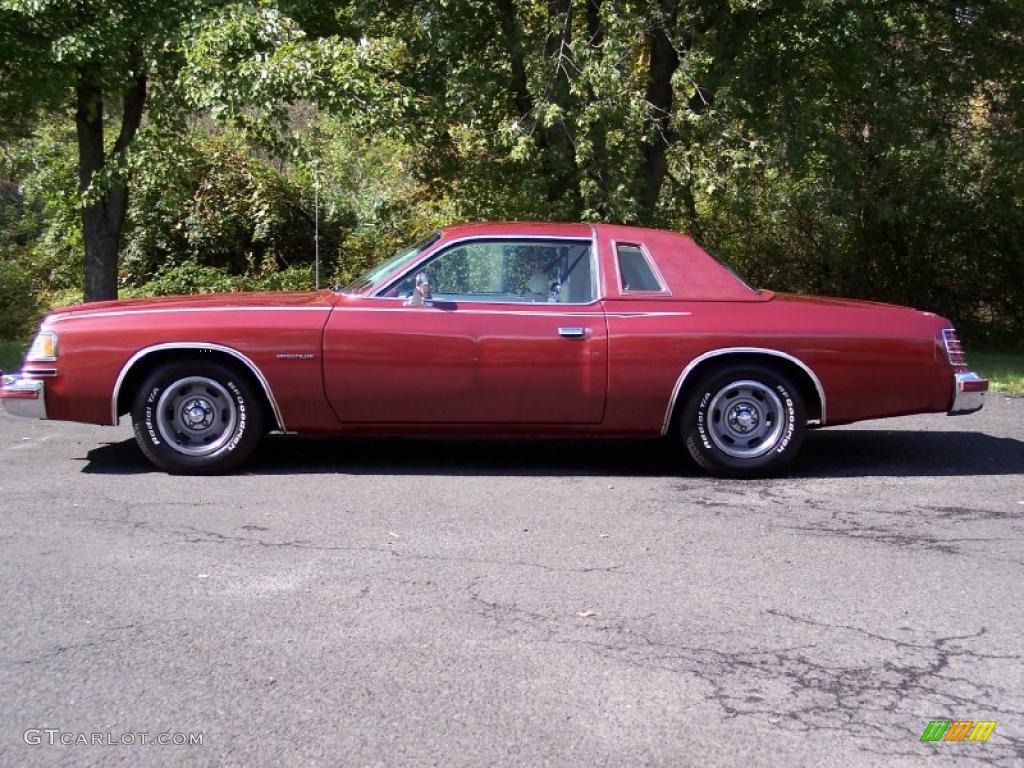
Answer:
[110, 342, 288, 431]
[660, 346, 827, 435]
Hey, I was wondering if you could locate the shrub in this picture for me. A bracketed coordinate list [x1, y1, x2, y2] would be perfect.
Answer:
[148, 260, 234, 295]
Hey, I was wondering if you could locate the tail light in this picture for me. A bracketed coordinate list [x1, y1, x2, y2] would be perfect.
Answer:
[941, 328, 967, 368]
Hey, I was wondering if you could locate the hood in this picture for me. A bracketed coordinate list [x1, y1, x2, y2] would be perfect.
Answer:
[45, 290, 338, 322]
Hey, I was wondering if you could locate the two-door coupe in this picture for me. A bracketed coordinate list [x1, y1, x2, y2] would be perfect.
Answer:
[0, 222, 987, 476]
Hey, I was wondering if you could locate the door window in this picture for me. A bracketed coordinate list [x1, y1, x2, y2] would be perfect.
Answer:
[388, 239, 596, 303]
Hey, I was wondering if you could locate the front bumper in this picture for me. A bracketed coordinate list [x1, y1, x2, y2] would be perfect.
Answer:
[0, 374, 47, 419]
[948, 371, 988, 416]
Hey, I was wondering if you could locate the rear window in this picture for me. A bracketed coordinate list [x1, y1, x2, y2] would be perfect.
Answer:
[616, 244, 664, 292]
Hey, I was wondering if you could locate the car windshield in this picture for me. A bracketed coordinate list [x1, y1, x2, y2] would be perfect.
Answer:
[339, 233, 441, 293]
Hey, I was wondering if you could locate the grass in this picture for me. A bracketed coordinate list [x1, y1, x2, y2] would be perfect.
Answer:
[971, 351, 1024, 396]
[0, 340, 25, 373]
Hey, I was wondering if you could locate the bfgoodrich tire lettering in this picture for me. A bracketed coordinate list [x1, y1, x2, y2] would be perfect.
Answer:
[682, 364, 806, 477]
[131, 361, 265, 474]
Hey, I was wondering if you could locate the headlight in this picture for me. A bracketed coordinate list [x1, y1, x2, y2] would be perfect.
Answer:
[26, 331, 58, 362]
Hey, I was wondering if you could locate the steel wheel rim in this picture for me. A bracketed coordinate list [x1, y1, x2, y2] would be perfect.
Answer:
[707, 379, 786, 459]
[156, 376, 238, 457]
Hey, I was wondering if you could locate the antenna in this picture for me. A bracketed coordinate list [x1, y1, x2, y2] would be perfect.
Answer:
[313, 166, 320, 289]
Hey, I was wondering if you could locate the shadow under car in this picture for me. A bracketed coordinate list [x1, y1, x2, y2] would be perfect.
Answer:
[79, 429, 1024, 478]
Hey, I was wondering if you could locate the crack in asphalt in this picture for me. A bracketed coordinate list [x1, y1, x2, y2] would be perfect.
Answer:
[917, 505, 1024, 522]
[81, 516, 629, 576]
[10, 472, 1018, 765]
[767, 503, 1018, 556]
[10, 624, 139, 666]
[777, 522, 993, 554]
[462, 583, 1024, 766]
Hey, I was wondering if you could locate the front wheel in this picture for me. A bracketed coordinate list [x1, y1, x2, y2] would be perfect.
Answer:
[681, 364, 806, 478]
[131, 361, 265, 474]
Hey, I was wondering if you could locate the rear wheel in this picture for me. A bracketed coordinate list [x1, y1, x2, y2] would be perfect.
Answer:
[131, 361, 264, 474]
[681, 364, 806, 477]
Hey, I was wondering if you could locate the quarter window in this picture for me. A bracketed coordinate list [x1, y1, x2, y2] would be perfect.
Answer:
[616, 244, 664, 292]
[389, 239, 596, 303]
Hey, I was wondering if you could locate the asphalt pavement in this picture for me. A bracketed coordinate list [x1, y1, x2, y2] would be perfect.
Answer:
[1, 396, 1023, 767]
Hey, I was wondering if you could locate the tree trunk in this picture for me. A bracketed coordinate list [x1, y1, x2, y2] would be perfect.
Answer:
[497, 0, 533, 119]
[636, 0, 680, 225]
[75, 67, 146, 302]
[542, 0, 582, 216]
[497, 0, 582, 217]
[581, 0, 613, 219]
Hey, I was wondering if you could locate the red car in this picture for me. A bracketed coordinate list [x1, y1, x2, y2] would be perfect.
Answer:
[0, 222, 987, 476]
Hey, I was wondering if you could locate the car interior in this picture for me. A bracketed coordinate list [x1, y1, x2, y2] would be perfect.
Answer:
[387, 240, 595, 304]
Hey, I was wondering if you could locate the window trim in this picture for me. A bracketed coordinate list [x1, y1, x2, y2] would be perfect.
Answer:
[374, 233, 602, 306]
[613, 240, 671, 296]
[341, 232, 441, 295]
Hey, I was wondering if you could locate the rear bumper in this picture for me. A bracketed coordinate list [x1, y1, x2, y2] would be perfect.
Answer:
[0, 374, 47, 419]
[948, 371, 987, 416]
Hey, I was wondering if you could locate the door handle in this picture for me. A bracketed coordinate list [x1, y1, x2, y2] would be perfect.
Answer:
[558, 327, 588, 339]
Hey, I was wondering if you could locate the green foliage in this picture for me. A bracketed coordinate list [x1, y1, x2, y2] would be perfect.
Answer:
[0, 250, 43, 340]
[0, 340, 26, 372]
[123, 130, 316, 283]
[971, 352, 1024, 396]
[148, 260, 234, 295]
[144, 260, 314, 295]
[0, 127, 69, 338]
[0, 0, 1021, 342]
[5, 120, 85, 293]
[674, 1, 1024, 340]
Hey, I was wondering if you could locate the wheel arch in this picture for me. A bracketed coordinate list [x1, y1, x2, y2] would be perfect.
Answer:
[112, 343, 285, 431]
[661, 347, 826, 435]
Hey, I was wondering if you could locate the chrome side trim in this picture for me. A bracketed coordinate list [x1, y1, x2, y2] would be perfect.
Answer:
[325, 306, 689, 318]
[660, 347, 827, 435]
[110, 343, 287, 431]
[588, 223, 602, 303]
[328, 305, 605, 317]
[48, 306, 332, 323]
[605, 311, 692, 319]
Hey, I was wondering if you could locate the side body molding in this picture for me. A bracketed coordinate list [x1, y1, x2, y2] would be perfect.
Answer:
[110, 342, 288, 431]
[660, 346, 827, 435]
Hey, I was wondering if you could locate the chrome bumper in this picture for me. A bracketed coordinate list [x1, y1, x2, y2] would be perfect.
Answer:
[948, 371, 988, 416]
[0, 374, 47, 419]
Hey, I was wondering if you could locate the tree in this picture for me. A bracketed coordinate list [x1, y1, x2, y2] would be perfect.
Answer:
[0, 1, 201, 300]
[335, 1, 788, 225]
[0, 0, 382, 301]
[1, 0, 1021, 341]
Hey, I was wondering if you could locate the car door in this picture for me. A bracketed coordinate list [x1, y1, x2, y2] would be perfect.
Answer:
[322, 237, 608, 424]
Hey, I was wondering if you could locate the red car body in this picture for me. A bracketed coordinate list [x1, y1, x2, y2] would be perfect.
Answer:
[0, 222, 987, 474]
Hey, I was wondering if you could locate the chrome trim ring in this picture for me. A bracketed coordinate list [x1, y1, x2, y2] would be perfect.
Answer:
[706, 379, 786, 459]
[155, 376, 238, 457]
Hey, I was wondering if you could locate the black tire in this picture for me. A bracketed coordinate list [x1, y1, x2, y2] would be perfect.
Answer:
[681, 364, 806, 478]
[131, 360, 265, 474]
